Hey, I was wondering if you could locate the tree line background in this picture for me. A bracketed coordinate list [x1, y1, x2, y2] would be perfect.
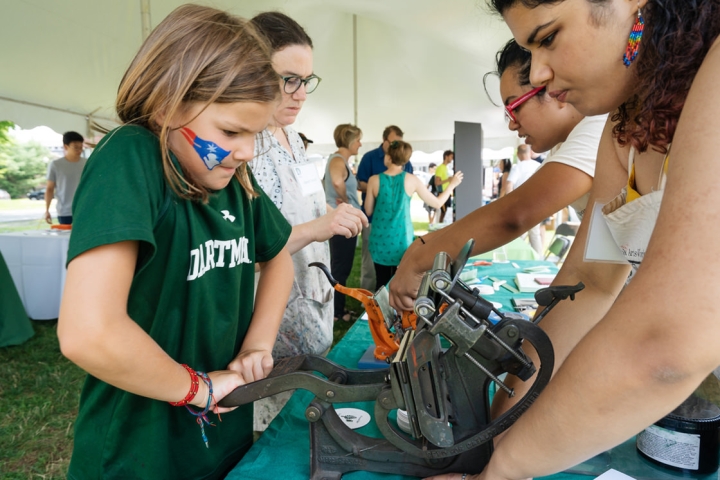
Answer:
[0, 121, 51, 198]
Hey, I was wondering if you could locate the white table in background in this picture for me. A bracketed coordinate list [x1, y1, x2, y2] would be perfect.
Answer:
[0, 229, 70, 320]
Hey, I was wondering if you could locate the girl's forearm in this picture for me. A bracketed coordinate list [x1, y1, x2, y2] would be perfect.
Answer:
[58, 243, 206, 405]
[434, 187, 454, 207]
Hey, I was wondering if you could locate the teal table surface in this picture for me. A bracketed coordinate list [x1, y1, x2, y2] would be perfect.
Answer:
[226, 260, 717, 480]
[422, 228, 539, 261]
[0, 250, 33, 348]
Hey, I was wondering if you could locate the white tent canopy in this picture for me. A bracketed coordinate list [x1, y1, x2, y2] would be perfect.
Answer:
[0, 0, 520, 157]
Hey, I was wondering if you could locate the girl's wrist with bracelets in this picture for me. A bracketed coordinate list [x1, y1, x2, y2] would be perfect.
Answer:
[169, 364, 200, 407]
[190, 376, 211, 409]
[184, 371, 216, 448]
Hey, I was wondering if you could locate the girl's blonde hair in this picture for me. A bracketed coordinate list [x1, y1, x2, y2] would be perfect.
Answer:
[387, 140, 413, 166]
[333, 124, 362, 149]
[116, 4, 280, 201]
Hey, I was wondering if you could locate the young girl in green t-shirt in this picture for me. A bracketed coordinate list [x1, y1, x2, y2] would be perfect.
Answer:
[58, 5, 293, 479]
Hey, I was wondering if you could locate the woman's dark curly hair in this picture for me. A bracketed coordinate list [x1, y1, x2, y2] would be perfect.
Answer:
[488, 0, 720, 154]
[615, 0, 720, 153]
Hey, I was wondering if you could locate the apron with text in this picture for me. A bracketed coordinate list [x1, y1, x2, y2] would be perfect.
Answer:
[254, 147, 334, 431]
[602, 147, 667, 284]
[602, 147, 720, 405]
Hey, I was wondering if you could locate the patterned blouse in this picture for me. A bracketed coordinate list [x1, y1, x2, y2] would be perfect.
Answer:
[250, 126, 306, 211]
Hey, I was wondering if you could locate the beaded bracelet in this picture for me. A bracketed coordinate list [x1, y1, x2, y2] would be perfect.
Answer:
[184, 371, 217, 448]
[169, 364, 200, 407]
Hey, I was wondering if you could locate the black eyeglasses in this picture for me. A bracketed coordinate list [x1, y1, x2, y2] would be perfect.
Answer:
[281, 74, 321, 94]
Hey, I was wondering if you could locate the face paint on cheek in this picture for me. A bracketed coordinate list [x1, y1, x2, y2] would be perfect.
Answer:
[180, 127, 231, 171]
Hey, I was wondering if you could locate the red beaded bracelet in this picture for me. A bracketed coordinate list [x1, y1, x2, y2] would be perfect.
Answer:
[169, 364, 200, 407]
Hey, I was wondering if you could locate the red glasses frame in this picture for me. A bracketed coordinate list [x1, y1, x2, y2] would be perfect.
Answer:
[504, 85, 546, 124]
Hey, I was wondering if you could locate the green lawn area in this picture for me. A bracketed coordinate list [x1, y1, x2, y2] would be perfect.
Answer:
[0, 198, 46, 211]
[0, 321, 85, 479]
[0, 220, 49, 233]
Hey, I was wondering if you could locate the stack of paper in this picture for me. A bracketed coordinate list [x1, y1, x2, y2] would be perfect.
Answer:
[515, 272, 556, 293]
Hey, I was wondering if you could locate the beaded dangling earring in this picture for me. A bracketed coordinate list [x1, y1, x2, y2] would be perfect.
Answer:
[623, 6, 645, 67]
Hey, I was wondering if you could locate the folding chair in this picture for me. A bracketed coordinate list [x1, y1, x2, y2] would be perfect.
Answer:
[554, 222, 579, 237]
[543, 221, 579, 263]
[544, 235, 572, 264]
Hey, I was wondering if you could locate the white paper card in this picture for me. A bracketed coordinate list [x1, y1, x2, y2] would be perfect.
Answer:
[335, 408, 371, 429]
[292, 163, 323, 197]
[594, 469, 636, 480]
[584, 202, 628, 263]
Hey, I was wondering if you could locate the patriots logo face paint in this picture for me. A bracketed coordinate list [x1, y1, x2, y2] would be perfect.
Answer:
[180, 127, 231, 171]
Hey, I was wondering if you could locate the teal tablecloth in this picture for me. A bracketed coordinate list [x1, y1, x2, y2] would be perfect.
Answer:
[0, 251, 33, 347]
[226, 260, 718, 480]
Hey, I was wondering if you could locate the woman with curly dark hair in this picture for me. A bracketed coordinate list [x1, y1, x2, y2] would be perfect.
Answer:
[425, 1, 720, 480]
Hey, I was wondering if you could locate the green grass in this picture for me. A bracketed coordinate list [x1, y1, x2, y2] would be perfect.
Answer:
[0, 220, 50, 233]
[0, 321, 86, 479]
[0, 199, 47, 211]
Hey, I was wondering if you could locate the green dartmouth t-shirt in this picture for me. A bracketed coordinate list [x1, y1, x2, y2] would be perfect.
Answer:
[66, 125, 291, 480]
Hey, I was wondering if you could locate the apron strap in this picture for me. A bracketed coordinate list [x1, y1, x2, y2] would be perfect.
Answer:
[657, 147, 671, 191]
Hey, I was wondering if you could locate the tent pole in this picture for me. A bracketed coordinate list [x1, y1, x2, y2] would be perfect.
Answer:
[0, 95, 115, 125]
[353, 14, 358, 127]
[140, 0, 152, 41]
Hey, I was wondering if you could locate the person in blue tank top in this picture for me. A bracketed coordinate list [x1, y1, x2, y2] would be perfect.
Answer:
[364, 140, 463, 288]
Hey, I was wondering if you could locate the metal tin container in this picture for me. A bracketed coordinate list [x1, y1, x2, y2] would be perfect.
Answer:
[636, 394, 720, 474]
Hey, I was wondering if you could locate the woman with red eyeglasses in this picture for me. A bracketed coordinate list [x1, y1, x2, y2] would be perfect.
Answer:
[389, 39, 607, 311]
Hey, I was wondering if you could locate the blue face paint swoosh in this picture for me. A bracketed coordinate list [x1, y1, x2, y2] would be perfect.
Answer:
[180, 127, 231, 171]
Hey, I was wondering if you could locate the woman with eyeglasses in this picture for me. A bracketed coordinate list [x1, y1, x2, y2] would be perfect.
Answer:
[425, 0, 720, 479]
[246, 12, 368, 432]
[389, 38, 607, 311]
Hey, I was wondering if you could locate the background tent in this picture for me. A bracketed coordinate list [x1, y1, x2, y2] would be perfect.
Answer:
[0, 0, 520, 158]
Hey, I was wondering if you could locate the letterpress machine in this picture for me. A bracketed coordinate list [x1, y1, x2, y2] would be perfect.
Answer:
[220, 240, 583, 479]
